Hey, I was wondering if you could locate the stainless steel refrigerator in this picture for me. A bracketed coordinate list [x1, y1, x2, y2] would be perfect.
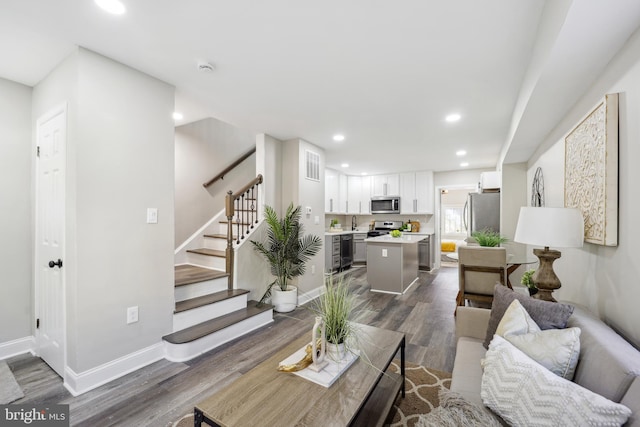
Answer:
[464, 192, 500, 237]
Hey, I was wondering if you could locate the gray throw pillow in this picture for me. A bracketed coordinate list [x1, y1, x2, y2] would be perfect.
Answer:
[483, 284, 574, 349]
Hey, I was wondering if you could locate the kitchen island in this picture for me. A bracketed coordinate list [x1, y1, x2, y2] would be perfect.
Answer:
[365, 234, 426, 294]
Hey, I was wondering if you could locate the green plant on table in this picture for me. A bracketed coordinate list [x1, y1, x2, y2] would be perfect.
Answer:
[330, 219, 339, 228]
[471, 228, 507, 247]
[308, 274, 364, 347]
[521, 269, 536, 289]
[251, 203, 322, 305]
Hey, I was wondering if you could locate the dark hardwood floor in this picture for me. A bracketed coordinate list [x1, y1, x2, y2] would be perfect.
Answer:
[6, 265, 459, 426]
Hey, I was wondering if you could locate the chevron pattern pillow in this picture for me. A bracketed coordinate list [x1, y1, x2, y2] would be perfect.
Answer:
[481, 335, 632, 426]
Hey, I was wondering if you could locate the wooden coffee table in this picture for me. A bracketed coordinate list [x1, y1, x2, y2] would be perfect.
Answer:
[194, 323, 405, 427]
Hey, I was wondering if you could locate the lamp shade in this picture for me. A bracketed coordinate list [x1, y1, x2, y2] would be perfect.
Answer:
[514, 207, 584, 248]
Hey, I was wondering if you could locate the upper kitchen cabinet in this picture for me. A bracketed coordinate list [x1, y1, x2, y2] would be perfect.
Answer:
[347, 175, 371, 214]
[371, 174, 400, 196]
[325, 168, 347, 213]
[400, 171, 434, 214]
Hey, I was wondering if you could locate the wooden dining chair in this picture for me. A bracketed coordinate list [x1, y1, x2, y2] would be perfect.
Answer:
[456, 246, 509, 309]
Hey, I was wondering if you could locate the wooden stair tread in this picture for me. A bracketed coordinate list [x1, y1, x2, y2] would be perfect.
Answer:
[175, 265, 228, 287]
[219, 220, 252, 225]
[174, 289, 250, 313]
[186, 248, 226, 258]
[163, 300, 273, 344]
[203, 233, 235, 240]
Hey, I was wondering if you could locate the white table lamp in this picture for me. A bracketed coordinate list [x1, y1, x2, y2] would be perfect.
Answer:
[514, 207, 584, 301]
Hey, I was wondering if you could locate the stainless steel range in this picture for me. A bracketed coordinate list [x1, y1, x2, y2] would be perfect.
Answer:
[366, 220, 404, 237]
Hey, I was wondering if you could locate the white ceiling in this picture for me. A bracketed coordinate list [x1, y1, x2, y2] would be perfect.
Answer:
[2, 0, 640, 175]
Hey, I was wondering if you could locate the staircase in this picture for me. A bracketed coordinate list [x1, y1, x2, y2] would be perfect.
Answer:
[164, 175, 272, 362]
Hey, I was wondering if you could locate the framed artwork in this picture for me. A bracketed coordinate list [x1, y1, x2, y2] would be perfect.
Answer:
[564, 93, 618, 246]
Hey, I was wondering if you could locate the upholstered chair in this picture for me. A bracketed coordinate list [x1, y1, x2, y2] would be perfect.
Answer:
[456, 246, 508, 308]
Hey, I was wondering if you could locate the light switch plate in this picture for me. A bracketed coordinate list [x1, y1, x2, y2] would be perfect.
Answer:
[382, 249, 388, 257]
[127, 306, 139, 324]
[147, 208, 158, 224]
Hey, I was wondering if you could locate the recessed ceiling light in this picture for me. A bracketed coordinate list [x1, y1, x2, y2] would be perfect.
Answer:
[333, 134, 345, 142]
[361, 172, 367, 176]
[456, 150, 467, 156]
[95, 0, 126, 15]
[341, 163, 349, 168]
[446, 113, 461, 123]
[172, 112, 183, 121]
[460, 162, 469, 167]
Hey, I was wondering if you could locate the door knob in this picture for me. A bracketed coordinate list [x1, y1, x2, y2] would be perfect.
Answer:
[48, 259, 63, 268]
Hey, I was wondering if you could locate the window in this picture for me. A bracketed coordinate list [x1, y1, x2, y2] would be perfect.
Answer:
[443, 205, 466, 235]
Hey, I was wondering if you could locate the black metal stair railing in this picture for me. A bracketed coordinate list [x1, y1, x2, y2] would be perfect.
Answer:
[224, 174, 262, 289]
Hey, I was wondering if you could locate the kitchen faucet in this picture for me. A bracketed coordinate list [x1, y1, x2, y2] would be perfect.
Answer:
[352, 216, 357, 231]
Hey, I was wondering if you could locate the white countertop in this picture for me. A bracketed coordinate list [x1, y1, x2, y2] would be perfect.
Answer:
[325, 229, 434, 236]
[364, 234, 427, 244]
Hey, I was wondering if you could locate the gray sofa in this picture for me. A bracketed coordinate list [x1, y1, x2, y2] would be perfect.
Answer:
[451, 303, 640, 426]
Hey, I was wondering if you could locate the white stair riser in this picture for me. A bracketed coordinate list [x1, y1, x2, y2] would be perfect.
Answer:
[173, 294, 249, 332]
[164, 310, 274, 362]
[175, 277, 228, 302]
[202, 237, 227, 251]
[186, 252, 226, 269]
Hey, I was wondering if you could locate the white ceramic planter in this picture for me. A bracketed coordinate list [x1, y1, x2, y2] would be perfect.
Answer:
[326, 342, 346, 361]
[271, 285, 297, 312]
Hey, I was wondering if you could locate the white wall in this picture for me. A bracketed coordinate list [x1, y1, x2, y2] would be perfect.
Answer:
[0, 78, 33, 343]
[282, 139, 325, 298]
[33, 48, 175, 375]
[525, 28, 640, 346]
[175, 118, 256, 245]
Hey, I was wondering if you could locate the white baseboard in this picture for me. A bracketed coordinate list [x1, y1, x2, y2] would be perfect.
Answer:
[297, 285, 324, 306]
[0, 336, 35, 360]
[63, 342, 165, 396]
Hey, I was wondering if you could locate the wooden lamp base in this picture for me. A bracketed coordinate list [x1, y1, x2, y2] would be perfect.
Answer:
[532, 247, 562, 302]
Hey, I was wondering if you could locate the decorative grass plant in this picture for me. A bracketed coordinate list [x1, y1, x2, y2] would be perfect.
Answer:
[471, 229, 507, 247]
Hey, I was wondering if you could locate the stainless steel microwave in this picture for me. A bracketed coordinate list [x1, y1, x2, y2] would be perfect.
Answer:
[370, 196, 400, 214]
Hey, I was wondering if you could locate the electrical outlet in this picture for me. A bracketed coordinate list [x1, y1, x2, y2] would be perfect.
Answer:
[382, 249, 388, 257]
[127, 306, 139, 324]
[146, 208, 158, 224]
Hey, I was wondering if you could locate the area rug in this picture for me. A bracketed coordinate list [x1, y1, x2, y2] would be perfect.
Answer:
[0, 360, 24, 404]
[386, 360, 452, 427]
[172, 361, 451, 427]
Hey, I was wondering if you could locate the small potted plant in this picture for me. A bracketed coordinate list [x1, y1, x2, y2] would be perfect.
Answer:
[309, 274, 363, 360]
[471, 228, 508, 247]
[251, 203, 322, 312]
[521, 269, 538, 296]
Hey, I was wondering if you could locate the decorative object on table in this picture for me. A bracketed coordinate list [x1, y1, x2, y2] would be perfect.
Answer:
[277, 339, 323, 372]
[564, 93, 618, 246]
[308, 316, 328, 372]
[470, 229, 507, 247]
[531, 167, 545, 207]
[308, 274, 364, 361]
[520, 269, 538, 296]
[514, 207, 584, 302]
[329, 218, 341, 231]
[390, 229, 402, 238]
[251, 203, 322, 312]
[278, 343, 360, 387]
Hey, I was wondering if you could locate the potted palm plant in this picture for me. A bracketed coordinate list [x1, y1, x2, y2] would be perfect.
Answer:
[251, 203, 322, 313]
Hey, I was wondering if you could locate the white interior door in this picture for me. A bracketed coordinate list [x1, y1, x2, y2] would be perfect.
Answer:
[36, 104, 67, 377]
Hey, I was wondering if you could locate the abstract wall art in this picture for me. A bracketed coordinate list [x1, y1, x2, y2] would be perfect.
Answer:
[564, 93, 618, 246]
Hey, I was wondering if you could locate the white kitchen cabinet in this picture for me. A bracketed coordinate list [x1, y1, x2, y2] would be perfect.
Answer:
[400, 171, 434, 214]
[371, 174, 399, 196]
[347, 175, 371, 214]
[325, 168, 348, 213]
